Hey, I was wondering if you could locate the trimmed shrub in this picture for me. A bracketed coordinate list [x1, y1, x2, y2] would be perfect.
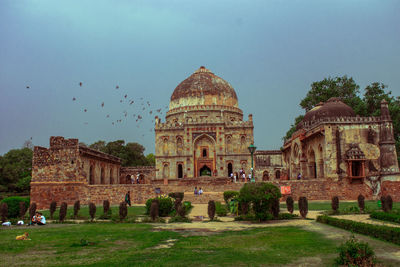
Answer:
[336, 235, 376, 266]
[286, 196, 294, 214]
[215, 201, 227, 216]
[73, 201, 80, 218]
[298, 197, 308, 218]
[240, 202, 249, 215]
[145, 196, 173, 217]
[370, 211, 400, 224]
[119, 202, 128, 221]
[223, 191, 239, 204]
[168, 192, 184, 200]
[49, 201, 57, 219]
[278, 213, 299, 220]
[357, 194, 365, 212]
[183, 201, 192, 215]
[0, 203, 8, 222]
[271, 198, 280, 219]
[331, 196, 339, 213]
[174, 198, 182, 213]
[29, 203, 37, 221]
[386, 195, 393, 212]
[381, 195, 387, 212]
[19, 201, 27, 219]
[89, 202, 96, 221]
[317, 215, 400, 245]
[238, 182, 281, 221]
[1, 196, 30, 218]
[169, 216, 192, 223]
[103, 200, 110, 215]
[208, 200, 216, 220]
[59, 202, 67, 222]
[150, 200, 159, 221]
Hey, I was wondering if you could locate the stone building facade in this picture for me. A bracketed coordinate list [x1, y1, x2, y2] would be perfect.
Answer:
[279, 98, 400, 196]
[154, 66, 254, 179]
[30, 69, 400, 208]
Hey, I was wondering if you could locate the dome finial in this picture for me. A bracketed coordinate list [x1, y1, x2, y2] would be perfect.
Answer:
[194, 66, 212, 73]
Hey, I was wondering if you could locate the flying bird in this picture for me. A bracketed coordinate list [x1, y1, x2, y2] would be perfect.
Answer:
[124, 94, 127, 98]
[26, 86, 30, 89]
[106, 115, 110, 118]
[116, 85, 119, 89]
[79, 82, 82, 87]
[129, 100, 134, 105]
[72, 97, 76, 101]
[84, 109, 87, 112]
[101, 102, 104, 107]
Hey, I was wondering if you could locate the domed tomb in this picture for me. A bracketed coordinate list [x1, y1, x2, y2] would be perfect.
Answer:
[298, 97, 356, 129]
[169, 66, 238, 110]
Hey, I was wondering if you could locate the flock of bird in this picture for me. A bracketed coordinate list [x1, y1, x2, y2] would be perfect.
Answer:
[26, 82, 169, 137]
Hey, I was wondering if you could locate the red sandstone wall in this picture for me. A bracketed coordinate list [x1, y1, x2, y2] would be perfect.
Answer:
[381, 181, 400, 201]
[31, 178, 384, 210]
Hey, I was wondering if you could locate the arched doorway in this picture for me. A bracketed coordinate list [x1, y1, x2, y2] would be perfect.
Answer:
[275, 170, 281, 179]
[308, 149, 317, 178]
[100, 168, 105, 184]
[177, 164, 183, 178]
[89, 165, 94, 184]
[200, 165, 211, 176]
[227, 163, 233, 177]
[194, 134, 216, 177]
[263, 171, 269, 181]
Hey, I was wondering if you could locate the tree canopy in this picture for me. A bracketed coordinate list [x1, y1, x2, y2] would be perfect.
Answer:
[284, 76, 400, 163]
[89, 140, 154, 167]
[0, 148, 33, 193]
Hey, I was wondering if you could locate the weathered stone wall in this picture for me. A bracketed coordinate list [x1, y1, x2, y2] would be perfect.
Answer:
[381, 181, 400, 201]
[32, 176, 390, 209]
[120, 166, 156, 184]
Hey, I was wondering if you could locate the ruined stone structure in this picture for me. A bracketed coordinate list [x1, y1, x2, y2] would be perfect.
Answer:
[30, 68, 400, 209]
[154, 66, 254, 179]
[280, 98, 400, 197]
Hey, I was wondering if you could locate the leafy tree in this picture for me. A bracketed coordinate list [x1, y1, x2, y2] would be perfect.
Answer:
[89, 141, 106, 152]
[146, 153, 155, 166]
[0, 148, 33, 193]
[89, 140, 151, 167]
[300, 76, 363, 112]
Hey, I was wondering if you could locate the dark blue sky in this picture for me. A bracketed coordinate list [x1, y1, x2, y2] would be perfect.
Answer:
[1, 0, 399, 155]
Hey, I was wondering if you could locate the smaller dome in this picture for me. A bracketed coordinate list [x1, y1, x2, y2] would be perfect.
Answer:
[297, 97, 355, 129]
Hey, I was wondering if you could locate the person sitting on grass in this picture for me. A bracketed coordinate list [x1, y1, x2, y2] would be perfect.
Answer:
[31, 212, 46, 225]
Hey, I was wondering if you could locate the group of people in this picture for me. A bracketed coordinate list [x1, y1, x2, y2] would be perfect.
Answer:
[229, 168, 253, 183]
[30, 212, 46, 225]
[194, 187, 203, 195]
[130, 174, 142, 184]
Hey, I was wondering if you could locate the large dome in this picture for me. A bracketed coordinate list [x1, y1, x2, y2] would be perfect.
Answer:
[169, 66, 238, 110]
[297, 97, 356, 129]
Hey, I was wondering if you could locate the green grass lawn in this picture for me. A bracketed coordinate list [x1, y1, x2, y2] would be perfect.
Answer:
[0, 224, 338, 266]
[38, 205, 146, 221]
[280, 200, 400, 212]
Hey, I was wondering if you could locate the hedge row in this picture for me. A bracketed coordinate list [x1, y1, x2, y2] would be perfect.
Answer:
[317, 215, 400, 245]
[370, 211, 400, 224]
